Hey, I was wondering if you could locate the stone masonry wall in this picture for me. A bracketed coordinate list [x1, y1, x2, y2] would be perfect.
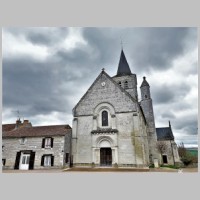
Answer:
[2, 135, 70, 169]
[72, 72, 149, 167]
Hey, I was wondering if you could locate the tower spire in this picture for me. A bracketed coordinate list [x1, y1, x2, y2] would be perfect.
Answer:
[120, 36, 123, 50]
[116, 50, 132, 76]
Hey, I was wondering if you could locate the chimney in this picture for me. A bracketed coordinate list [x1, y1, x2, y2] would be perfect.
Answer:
[23, 119, 32, 127]
[15, 119, 22, 128]
[169, 120, 171, 127]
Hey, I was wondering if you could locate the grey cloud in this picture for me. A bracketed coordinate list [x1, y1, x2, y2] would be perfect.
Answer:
[151, 83, 191, 104]
[5, 27, 69, 46]
[26, 28, 69, 46]
[2, 27, 198, 147]
[3, 57, 76, 117]
[161, 112, 176, 119]
[82, 27, 197, 74]
[173, 116, 198, 135]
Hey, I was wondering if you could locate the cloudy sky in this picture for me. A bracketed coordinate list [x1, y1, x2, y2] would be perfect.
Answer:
[2, 27, 198, 147]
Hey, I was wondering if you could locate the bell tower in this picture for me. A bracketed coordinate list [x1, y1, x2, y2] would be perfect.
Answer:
[140, 77, 158, 163]
[113, 49, 138, 101]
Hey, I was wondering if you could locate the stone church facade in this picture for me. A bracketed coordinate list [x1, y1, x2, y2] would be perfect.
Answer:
[71, 50, 176, 168]
[2, 50, 181, 170]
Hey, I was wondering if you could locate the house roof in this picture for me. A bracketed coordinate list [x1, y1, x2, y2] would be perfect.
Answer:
[116, 50, 132, 76]
[156, 127, 174, 140]
[2, 124, 16, 132]
[2, 124, 72, 138]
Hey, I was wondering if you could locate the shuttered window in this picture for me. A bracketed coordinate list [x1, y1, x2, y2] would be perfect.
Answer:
[2, 159, 6, 166]
[65, 153, 69, 163]
[41, 154, 54, 167]
[42, 138, 54, 148]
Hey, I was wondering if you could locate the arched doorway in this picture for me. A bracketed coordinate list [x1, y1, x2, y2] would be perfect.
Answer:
[99, 140, 112, 166]
[100, 148, 112, 166]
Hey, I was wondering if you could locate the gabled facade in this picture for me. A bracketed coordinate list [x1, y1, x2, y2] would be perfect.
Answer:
[2, 49, 181, 170]
[156, 121, 181, 165]
[72, 50, 160, 168]
[2, 119, 72, 170]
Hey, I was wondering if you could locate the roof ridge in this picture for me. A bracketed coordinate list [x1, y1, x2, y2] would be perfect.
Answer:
[33, 124, 70, 128]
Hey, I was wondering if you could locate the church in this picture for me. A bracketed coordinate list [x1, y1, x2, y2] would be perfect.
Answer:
[71, 49, 180, 168]
[2, 49, 181, 170]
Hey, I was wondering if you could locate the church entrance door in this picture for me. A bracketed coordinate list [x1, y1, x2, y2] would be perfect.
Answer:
[100, 148, 112, 166]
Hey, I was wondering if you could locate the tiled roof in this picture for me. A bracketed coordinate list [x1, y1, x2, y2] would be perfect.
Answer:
[156, 127, 174, 140]
[2, 124, 16, 132]
[2, 124, 71, 138]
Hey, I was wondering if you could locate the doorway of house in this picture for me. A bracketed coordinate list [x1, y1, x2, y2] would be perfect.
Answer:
[100, 148, 112, 166]
[19, 153, 30, 170]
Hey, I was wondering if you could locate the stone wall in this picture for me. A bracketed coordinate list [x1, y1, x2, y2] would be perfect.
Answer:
[72, 71, 150, 168]
[157, 140, 181, 165]
[2, 135, 71, 170]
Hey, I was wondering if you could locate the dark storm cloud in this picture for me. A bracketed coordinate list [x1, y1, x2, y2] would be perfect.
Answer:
[3, 56, 75, 117]
[173, 115, 198, 135]
[151, 83, 191, 104]
[26, 28, 69, 46]
[161, 112, 176, 119]
[2, 27, 198, 147]
[5, 27, 69, 46]
[82, 27, 197, 73]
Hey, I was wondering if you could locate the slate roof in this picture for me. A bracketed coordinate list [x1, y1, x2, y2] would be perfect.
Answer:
[140, 77, 150, 87]
[156, 127, 174, 141]
[2, 124, 72, 138]
[116, 50, 132, 76]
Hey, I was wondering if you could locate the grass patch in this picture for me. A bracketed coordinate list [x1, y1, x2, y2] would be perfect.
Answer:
[160, 164, 180, 169]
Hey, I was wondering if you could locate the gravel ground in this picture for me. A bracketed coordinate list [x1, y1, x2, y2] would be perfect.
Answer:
[2, 167, 198, 173]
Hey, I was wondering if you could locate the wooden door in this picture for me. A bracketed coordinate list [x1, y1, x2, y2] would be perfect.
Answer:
[100, 148, 112, 166]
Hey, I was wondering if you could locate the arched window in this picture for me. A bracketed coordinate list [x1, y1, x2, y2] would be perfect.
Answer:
[118, 81, 122, 87]
[102, 111, 108, 126]
[124, 81, 128, 89]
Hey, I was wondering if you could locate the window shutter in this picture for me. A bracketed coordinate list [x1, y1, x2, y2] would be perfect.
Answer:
[51, 155, 54, 166]
[51, 138, 54, 148]
[41, 155, 44, 166]
[14, 152, 21, 169]
[2, 159, 6, 166]
[41, 138, 45, 148]
[65, 153, 69, 163]
[29, 152, 35, 170]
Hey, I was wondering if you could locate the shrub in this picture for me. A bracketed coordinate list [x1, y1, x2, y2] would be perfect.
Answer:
[149, 164, 155, 168]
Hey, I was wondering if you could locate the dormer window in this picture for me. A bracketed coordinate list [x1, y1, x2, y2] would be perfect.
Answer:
[118, 81, 122, 87]
[124, 81, 128, 89]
